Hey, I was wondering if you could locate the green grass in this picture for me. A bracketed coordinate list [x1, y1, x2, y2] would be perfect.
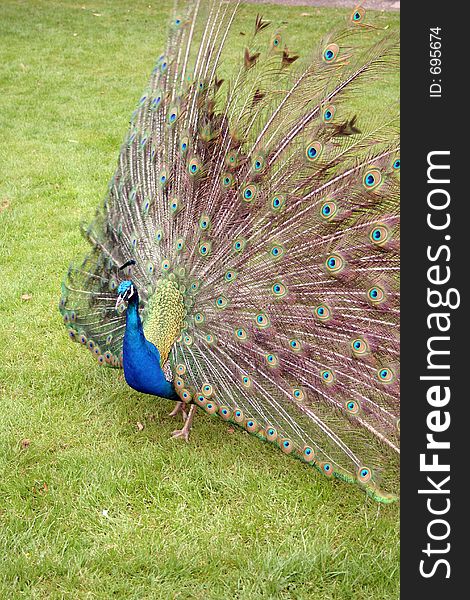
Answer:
[0, 1, 399, 598]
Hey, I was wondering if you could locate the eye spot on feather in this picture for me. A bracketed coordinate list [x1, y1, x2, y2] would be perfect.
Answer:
[221, 173, 234, 188]
[194, 312, 205, 325]
[233, 409, 244, 423]
[302, 446, 315, 462]
[252, 154, 265, 173]
[377, 367, 395, 383]
[351, 6, 366, 22]
[79, 333, 87, 345]
[363, 168, 382, 190]
[183, 334, 193, 346]
[233, 238, 246, 253]
[201, 383, 214, 398]
[155, 229, 163, 242]
[346, 399, 360, 414]
[195, 394, 206, 407]
[190, 280, 200, 293]
[305, 141, 322, 162]
[188, 158, 201, 176]
[280, 438, 293, 454]
[106, 334, 113, 345]
[151, 94, 162, 110]
[245, 419, 259, 433]
[269, 244, 284, 259]
[161, 259, 171, 272]
[270, 33, 282, 50]
[393, 158, 400, 170]
[109, 277, 118, 292]
[289, 339, 302, 352]
[176, 238, 184, 251]
[320, 369, 335, 384]
[235, 327, 248, 341]
[321, 462, 333, 477]
[314, 304, 332, 321]
[225, 150, 239, 168]
[169, 198, 180, 215]
[270, 194, 286, 212]
[255, 312, 270, 328]
[130, 234, 138, 250]
[367, 286, 386, 304]
[159, 169, 168, 186]
[219, 406, 231, 420]
[142, 199, 151, 216]
[323, 43, 339, 62]
[241, 375, 252, 388]
[369, 224, 389, 245]
[241, 183, 258, 203]
[322, 105, 335, 123]
[168, 108, 178, 125]
[180, 388, 191, 402]
[358, 467, 372, 483]
[146, 261, 155, 276]
[224, 270, 237, 283]
[271, 282, 287, 298]
[265, 353, 279, 367]
[139, 133, 148, 148]
[176, 364, 186, 375]
[351, 337, 369, 356]
[266, 427, 277, 442]
[67, 328, 77, 341]
[199, 215, 211, 231]
[292, 388, 304, 401]
[198, 240, 212, 257]
[215, 296, 228, 309]
[205, 333, 215, 344]
[320, 201, 337, 220]
[325, 254, 344, 274]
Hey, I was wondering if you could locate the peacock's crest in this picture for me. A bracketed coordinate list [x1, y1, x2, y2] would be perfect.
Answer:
[60, 1, 400, 502]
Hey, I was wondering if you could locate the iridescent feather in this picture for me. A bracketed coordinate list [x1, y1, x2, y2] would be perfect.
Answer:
[60, 2, 400, 502]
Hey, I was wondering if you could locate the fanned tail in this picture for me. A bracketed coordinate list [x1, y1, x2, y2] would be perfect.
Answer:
[60, 2, 400, 501]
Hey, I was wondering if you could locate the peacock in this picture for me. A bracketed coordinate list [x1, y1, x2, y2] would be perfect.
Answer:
[59, 1, 400, 503]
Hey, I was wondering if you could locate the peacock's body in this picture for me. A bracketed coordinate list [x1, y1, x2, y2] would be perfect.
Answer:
[60, 2, 400, 502]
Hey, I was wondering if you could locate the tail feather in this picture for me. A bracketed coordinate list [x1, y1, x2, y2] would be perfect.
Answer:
[60, 3, 400, 501]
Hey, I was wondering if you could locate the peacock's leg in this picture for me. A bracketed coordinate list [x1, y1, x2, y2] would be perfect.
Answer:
[168, 401, 187, 421]
[170, 404, 197, 442]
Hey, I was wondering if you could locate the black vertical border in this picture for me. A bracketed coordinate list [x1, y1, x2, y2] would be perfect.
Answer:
[401, 2, 466, 597]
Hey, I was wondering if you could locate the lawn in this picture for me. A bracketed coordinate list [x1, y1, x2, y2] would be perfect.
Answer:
[0, 1, 399, 598]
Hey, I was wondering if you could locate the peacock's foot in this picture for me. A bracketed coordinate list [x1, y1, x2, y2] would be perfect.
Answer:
[170, 404, 196, 443]
[169, 400, 187, 420]
[171, 427, 191, 442]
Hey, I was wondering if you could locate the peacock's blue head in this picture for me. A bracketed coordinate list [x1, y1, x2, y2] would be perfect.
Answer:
[115, 280, 137, 309]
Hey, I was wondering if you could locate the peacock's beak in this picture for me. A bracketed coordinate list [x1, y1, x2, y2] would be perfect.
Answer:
[115, 294, 125, 310]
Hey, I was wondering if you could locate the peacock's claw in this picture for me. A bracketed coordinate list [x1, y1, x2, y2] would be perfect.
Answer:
[170, 428, 191, 442]
[169, 401, 187, 420]
[169, 404, 197, 443]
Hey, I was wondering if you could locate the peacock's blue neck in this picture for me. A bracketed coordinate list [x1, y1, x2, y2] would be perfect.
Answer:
[124, 294, 145, 343]
[122, 292, 177, 400]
